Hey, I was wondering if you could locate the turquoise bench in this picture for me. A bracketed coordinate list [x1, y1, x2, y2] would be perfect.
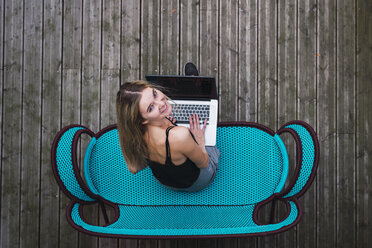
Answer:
[51, 121, 319, 239]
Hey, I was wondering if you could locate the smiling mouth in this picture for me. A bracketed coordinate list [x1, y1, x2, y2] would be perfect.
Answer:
[161, 103, 168, 114]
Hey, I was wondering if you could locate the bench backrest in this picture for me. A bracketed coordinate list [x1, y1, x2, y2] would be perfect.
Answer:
[83, 124, 289, 206]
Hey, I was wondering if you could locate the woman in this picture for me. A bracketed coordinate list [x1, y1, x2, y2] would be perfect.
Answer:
[116, 80, 220, 192]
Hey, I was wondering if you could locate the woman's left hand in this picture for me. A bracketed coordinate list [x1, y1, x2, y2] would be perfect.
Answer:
[189, 113, 207, 147]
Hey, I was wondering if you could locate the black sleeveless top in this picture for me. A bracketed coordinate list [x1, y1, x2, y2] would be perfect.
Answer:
[147, 126, 201, 188]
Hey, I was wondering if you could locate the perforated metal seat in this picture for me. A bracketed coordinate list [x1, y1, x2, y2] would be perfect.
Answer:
[51, 121, 319, 239]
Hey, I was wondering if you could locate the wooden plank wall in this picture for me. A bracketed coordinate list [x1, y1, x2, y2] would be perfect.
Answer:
[1, 0, 371, 247]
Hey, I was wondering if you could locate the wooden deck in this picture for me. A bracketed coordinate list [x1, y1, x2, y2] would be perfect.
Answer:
[1, 0, 371, 247]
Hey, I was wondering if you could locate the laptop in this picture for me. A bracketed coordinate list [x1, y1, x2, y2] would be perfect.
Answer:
[145, 75, 218, 146]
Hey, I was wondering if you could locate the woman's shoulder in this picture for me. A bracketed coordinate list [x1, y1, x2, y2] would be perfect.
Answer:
[168, 126, 193, 143]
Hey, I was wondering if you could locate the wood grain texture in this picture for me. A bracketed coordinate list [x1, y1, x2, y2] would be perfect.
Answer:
[238, 0, 258, 123]
[0, 1, 3, 244]
[0, 4, 3, 230]
[219, 0, 239, 122]
[40, 0, 63, 247]
[336, 0, 357, 247]
[1, 1, 23, 247]
[102, 0, 120, 71]
[141, 0, 161, 76]
[179, 0, 199, 74]
[257, 0, 277, 129]
[199, 0, 219, 78]
[179, 239, 198, 248]
[101, 0, 121, 127]
[356, 1, 372, 247]
[0, 0, 371, 247]
[160, 0, 179, 75]
[316, 1, 337, 248]
[63, 0, 82, 70]
[20, 0, 42, 247]
[121, 0, 140, 81]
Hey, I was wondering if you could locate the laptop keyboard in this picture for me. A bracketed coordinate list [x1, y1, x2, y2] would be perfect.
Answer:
[170, 103, 210, 124]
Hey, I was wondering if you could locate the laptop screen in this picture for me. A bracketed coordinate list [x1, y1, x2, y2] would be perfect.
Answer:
[145, 75, 218, 100]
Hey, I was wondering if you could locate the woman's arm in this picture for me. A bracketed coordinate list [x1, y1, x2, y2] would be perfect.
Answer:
[181, 134, 209, 168]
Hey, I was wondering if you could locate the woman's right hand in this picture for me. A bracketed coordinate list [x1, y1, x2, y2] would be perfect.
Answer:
[189, 113, 207, 147]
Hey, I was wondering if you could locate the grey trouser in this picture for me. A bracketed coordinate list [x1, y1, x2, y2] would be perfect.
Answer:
[164, 146, 220, 192]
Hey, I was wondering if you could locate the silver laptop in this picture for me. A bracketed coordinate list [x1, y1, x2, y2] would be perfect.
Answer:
[145, 75, 218, 146]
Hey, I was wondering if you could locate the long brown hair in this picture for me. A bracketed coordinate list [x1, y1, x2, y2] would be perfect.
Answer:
[116, 80, 154, 173]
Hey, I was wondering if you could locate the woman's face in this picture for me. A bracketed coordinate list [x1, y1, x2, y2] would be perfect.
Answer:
[139, 87, 172, 124]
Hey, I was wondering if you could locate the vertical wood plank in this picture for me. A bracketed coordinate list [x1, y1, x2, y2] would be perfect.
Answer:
[20, 0, 42, 247]
[101, 0, 120, 124]
[219, 0, 239, 122]
[316, 1, 337, 248]
[199, 0, 219, 78]
[40, 0, 63, 246]
[81, 0, 101, 247]
[178, 239, 197, 248]
[198, 238, 218, 248]
[257, 1, 277, 247]
[179, 0, 199, 74]
[296, 0, 317, 248]
[1, 0, 23, 247]
[141, 0, 160, 76]
[63, 0, 82, 70]
[159, 239, 177, 248]
[336, 0, 356, 247]
[277, 0, 297, 125]
[238, 0, 258, 123]
[60, 1, 82, 247]
[238, 237, 256, 248]
[121, 0, 140, 81]
[356, 1, 372, 247]
[277, 0, 297, 247]
[119, 239, 138, 248]
[0, 3, 3, 243]
[220, 238, 238, 248]
[257, 0, 277, 129]
[0, 0, 3, 210]
[102, 0, 120, 71]
[160, 0, 179, 75]
[101, 0, 121, 128]
[101, 70, 120, 126]
[81, 0, 101, 129]
[138, 239, 157, 248]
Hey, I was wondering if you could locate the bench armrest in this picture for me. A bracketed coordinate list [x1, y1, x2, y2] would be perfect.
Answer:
[51, 124, 97, 204]
[276, 121, 319, 199]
